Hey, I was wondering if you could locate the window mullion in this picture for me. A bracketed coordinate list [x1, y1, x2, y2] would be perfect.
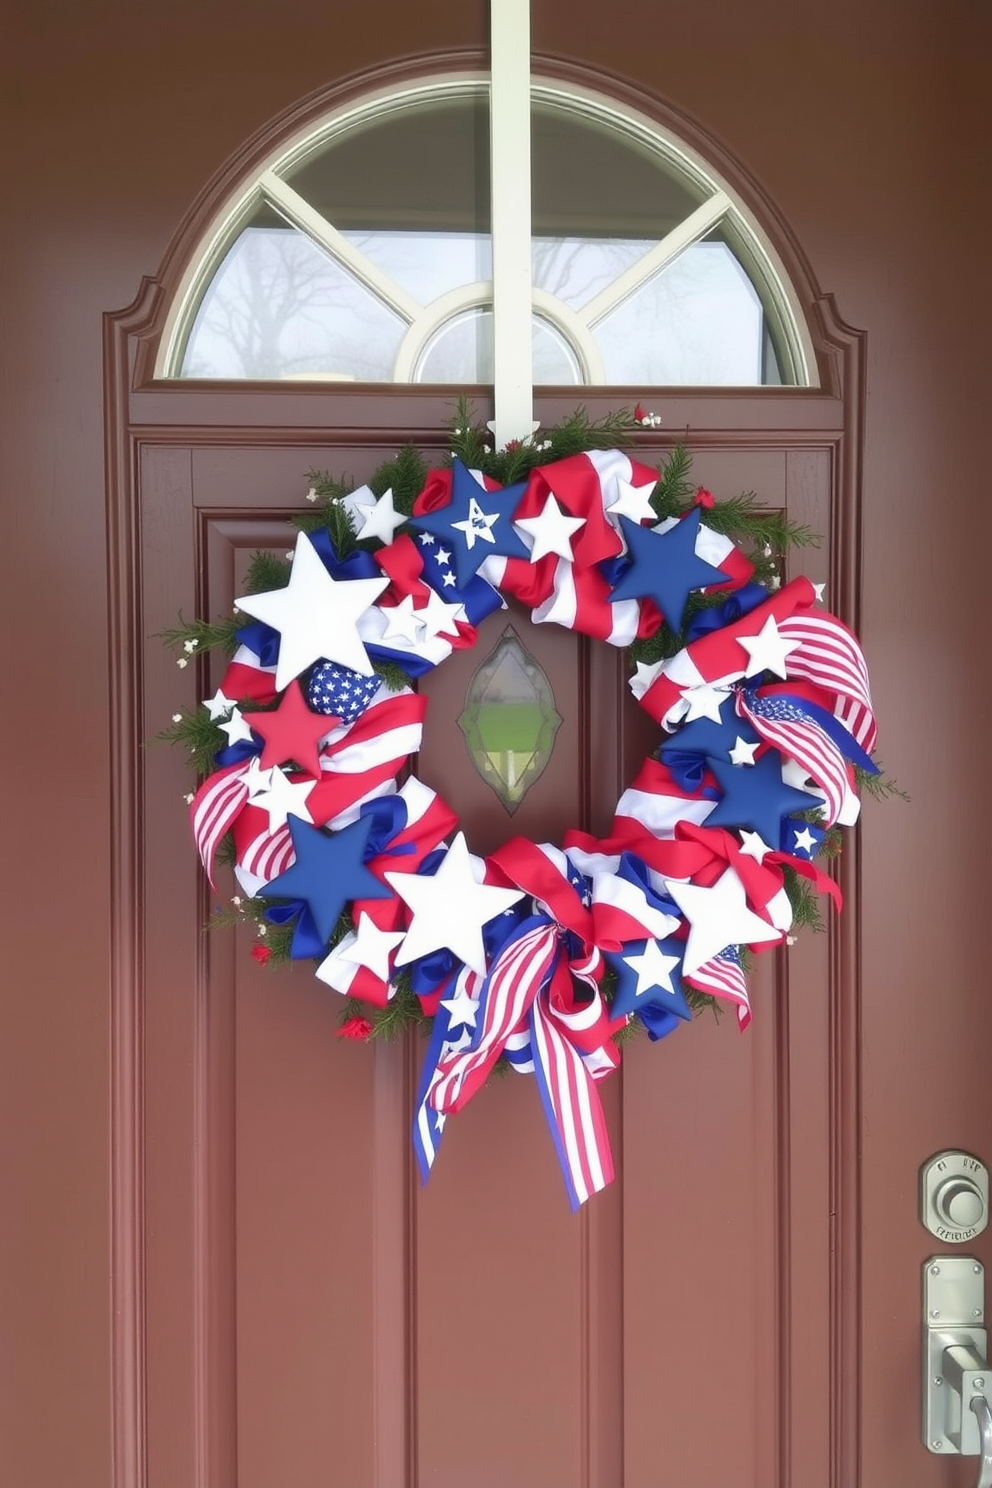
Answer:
[488, 0, 538, 443]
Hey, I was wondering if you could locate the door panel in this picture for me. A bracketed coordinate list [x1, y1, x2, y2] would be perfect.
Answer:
[139, 434, 835, 1485]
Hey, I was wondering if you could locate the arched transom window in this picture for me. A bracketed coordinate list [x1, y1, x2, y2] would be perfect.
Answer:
[158, 77, 815, 388]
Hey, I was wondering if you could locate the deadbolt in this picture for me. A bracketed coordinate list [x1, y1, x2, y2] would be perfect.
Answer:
[921, 1153, 989, 1244]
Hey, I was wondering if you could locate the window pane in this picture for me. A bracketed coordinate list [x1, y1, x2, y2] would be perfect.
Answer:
[342, 230, 490, 304]
[415, 309, 581, 386]
[285, 96, 491, 233]
[181, 214, 405, 381]
[595, 241, 766, 385]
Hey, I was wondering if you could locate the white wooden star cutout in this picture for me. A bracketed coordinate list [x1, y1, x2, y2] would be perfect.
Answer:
[681, 682, 732, 723]
[386, 832, 525, 976]
[663, 866, 782, 977]
[514, 493, 586, 562]
[738, 830, 773, 863]
[737, 616, 801, 679]
[439, 982, 481, 1029]
[203, 688, 234, 720]
[247, 769, 315, 833]
[234, 532, 389, 687]
[418, 586, 467, 641]
[606, 476, 658, 527]
[355, 487, 407, 545]
[728, 735, 760, 766]
[622, 940, 681, 998]
[340, 912, 406, 981]
[218, 706, 256, 747]
[379, 594, 427, 645]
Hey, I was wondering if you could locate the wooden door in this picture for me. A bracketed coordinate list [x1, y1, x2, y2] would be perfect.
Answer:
[130, 407, 841, 1487]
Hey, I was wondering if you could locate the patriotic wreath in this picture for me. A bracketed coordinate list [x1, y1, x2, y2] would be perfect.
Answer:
[164, 407, 880, 1209]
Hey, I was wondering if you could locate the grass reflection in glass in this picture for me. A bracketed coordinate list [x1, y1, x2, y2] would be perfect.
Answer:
[457, 627, 562, 813]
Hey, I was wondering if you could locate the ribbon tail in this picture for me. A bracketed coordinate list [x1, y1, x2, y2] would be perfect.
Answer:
[530, 995, 616, 1211]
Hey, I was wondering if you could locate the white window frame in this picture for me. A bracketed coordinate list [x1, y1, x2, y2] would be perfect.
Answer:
[154, 73, 817, 392]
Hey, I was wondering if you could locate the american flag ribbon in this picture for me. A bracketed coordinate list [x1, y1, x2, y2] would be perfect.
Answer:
[190, 762, 251, 885]
[530, 988, 616, 1210]
[776, 611, 876, 751]
[736, 688, 855, 828]
[686, 946, 752, 1030]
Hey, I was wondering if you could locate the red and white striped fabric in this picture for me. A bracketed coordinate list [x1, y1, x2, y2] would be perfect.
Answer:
[430, 923, 559, 1114]
[776, 611, 877, 752]
[735, 689, 858, 829]
[190, 763, 251, 885]
[530, 988, 617, 1209]
[612, 757, 716, 842]
[686, 950, 752, 1030]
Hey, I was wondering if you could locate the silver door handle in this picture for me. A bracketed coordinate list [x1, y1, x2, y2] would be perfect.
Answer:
[923, 1256, 992, 1484]
[972, 1396, 992, 1488]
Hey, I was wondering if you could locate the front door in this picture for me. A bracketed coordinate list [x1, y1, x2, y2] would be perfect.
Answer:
[131, 409, 843, 1486]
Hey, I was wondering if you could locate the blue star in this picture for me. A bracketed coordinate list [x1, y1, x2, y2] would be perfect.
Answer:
[609, 507, 730, 633]
[704, 750, 822, 844]
[660, 694, 761, 762]
[606, 935, 691, 1022]
[408, 459, 530, 585]
[260, 814, 391, 947]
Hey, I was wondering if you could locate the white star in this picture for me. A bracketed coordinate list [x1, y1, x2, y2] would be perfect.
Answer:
[622, 940, 681, 998]
[442, 571, 457, 589]
[418, 586, 467, 641]
[355, 487, 407, 545]
[663, 866, 782, 977]
[606, 477, 658, 526]
[386, 832, 525, 976]
[791, 826, 818, 855]
[513, 493, 586, 562]
[738, 830, 773, 863]
[379, 594, 427, 645]
[451, 496, 500, 549]
[737, 616, 801, 679]
[728, 735, 760, 766]
[218, 706, 256, 747]
[340, 912, 406, 981]
[629, 658, 665, 700]
[435, 547, 452, 567]
[418, 533, 435, 546]
[203, 688, 234, 720]
[243, 757, 275, 796]
[247, 769, 315, 833]
[439, 983, 481, 1029]
[681, 682, 731, 723]
[234, 531, 388, 687]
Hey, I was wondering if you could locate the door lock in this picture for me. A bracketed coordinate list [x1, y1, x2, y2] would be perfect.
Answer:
[923, 1256, 992, 1486]
[920, 1151, 989, 1243]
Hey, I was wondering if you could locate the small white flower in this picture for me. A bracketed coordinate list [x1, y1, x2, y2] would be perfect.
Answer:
[306, 486, 319, 502]
[172, 712, 182, 723]
[285, 552, 294, 560]
[177, 657, 188, 669]
[184, 638, 198, 653]
[769, 574, 782, 591]
[257, 923, 267, 937]
[786, 935, 797, 946]
[183, 792, 194, 805]
[232, 895, 242, 908]
[763, 544, 773, 558]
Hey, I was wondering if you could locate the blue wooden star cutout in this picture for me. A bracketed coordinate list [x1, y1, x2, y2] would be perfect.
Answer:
[609, 507, 730, 632]
[260, 814, 391, 948]
[408, 459, 530, 585]
[606, 935, 692, 1022]
[661, 694, 761, 762]
[704, 750, 822, 844]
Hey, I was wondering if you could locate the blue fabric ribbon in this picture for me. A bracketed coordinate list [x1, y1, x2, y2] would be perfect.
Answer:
[356, 794, 416, 861]
[234, 619, 282, 668]
[685, 582, 768, 642]
[637, 1005, 685, 1042]
[658, 747, 711, 793]
[214, 737, 262, 769]
[264, 900, 328, 960]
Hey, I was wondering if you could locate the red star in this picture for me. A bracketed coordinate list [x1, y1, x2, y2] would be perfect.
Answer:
[245, 680, 330, 778]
